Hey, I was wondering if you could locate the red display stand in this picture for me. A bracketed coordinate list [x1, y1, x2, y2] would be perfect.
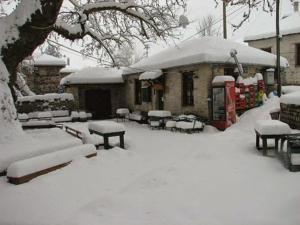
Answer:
[212, 80, 236, 130]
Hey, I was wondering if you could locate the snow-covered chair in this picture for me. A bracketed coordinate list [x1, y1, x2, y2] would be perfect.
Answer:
[116, 108, 130, 122]
[71, 111, 80, 122]
[79, 111, 88, 122]
[51, 110, 72, 123]
[165, 120, 177, 131]
[6, 144, 97, 185]
[18, 113, 29, 122]
[129, 111, 144, 123]
[254, 120, 291, 155]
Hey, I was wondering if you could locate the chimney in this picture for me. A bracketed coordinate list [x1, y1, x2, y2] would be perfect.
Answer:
[294, 1, 299, 12]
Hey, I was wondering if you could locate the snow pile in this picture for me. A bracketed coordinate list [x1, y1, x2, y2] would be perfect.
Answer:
[123, 36, 288, 75]
[139, 70, 162, 80]
[236, 73, 263, 85]
[51, 110, 69, 117]
[88, 121, 125, 133]
[176, 121, 204, 130]
[212, 75, 235, 84]
[245, 11, 300, 41]
[148, 110, 171, 117]
[282, 86, 300, 94]
[33, 54, 66, 66]
[280, 91, 300, 105]
[60, 67, 124, 85]
[254, 120, 291, 135]
[17, 93, 74, 102]
[116, 108, 130, 114]
[7, 144, 96, 178]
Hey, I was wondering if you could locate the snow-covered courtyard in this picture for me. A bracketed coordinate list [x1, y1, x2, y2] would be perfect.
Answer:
[0, 97, 300, 225]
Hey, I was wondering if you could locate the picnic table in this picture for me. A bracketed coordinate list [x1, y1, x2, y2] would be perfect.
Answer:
[254, 120, 291, 155]
[88, 121, 126, 149]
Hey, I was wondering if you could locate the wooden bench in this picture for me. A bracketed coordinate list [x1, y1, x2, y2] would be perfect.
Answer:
[65, 125, 83, 139]
[88, 121, 125, 149]
[6, 144, 97, 185]
[254, 120, 291, 156]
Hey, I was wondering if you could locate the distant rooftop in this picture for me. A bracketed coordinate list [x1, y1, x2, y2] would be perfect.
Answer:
[123, 36, 288, 75]
[244, 11, 300, 41]
[60, 67, 123, 85]
[33, 54, 66, 66]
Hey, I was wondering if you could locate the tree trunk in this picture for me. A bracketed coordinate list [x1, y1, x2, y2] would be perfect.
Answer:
[1, 0, 63, 87]
[0, 0, 63, 141]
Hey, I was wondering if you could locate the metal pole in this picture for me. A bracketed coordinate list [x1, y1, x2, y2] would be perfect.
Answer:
[276, 0, 281, 97]
[223, 0, 227, 39]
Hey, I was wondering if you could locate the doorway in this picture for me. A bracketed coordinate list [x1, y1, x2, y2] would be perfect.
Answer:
[85, 89, 111, 119]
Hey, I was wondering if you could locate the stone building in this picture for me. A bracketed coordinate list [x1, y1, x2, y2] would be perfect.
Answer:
[123, 37, 288, 120]
[244, 1, 300, 85]
[61, 67, 125, 119]
[25, 54, 67, 94]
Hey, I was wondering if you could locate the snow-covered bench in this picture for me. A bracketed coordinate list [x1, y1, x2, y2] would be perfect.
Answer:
[6, 144, 97, 185]
[88, 121, 126, 149]
[255, 120, 291, 155]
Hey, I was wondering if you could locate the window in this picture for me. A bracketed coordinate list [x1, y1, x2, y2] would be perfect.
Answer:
[296, 43, 300, 66]
[182, 72, 194, 106]
[142, 86, 152, 102]
[261, 47, 272, 53]
[134, 79, 142, 105]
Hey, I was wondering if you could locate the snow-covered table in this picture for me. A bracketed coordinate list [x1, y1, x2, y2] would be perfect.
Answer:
[254, 120, 291, 155]
[88, 121, 126, 149]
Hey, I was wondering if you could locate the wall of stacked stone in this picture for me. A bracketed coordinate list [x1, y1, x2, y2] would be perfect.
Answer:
[280, 103, 300, 129]
[16, 94, 75, 114]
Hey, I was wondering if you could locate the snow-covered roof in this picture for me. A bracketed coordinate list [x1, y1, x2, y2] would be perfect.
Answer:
[139, 70, 162, 80]
[60, 67, 124, 85]
[123, 37, 288, 75]
[33, 54, 66, 66]
[244, 12, 300, 41]
[59, 67, 78, 74]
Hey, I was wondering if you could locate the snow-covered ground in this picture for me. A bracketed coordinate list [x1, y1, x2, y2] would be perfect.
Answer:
[0, 97, 300, 225]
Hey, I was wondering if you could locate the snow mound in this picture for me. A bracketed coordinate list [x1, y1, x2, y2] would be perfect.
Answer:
[33, 54, 66, 66]
[280, 91, 300, 105]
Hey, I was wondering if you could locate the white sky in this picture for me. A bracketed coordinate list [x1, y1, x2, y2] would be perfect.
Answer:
[34, 0, 296, 69]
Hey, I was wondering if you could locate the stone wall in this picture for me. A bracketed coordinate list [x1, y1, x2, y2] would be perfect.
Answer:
[26, 65, 66, 94]
[246, 33, 300, 85]
[16, 94, 75, 113]
[280, 103, 300, 129]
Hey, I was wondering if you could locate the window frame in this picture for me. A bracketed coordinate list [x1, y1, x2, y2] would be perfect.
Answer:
[295, 43, 300, 66]
[182, 71, 194, 106]
[134, 79, 142, 105]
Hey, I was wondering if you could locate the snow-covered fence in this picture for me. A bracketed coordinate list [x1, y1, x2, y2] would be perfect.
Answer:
[16, 93, 75, 113]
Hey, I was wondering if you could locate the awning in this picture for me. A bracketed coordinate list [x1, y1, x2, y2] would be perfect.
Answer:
[139, 70, 163, 80]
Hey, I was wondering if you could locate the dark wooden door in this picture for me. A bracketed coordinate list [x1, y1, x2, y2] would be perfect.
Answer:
[85, 89, 111, 119]
[157, 90, 164, 110]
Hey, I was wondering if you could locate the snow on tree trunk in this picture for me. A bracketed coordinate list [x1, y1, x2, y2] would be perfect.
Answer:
[0, 59, 22, 143]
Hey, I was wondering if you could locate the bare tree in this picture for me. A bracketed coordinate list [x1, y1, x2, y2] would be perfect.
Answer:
[214, 0, 277, 30]
[0, 0, 187, 136]
[113, 43, 144, 67]
[197, 14, 220, 37]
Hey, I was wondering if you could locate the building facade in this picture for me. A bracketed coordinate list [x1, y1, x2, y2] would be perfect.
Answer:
[245, 2, 300, 85]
